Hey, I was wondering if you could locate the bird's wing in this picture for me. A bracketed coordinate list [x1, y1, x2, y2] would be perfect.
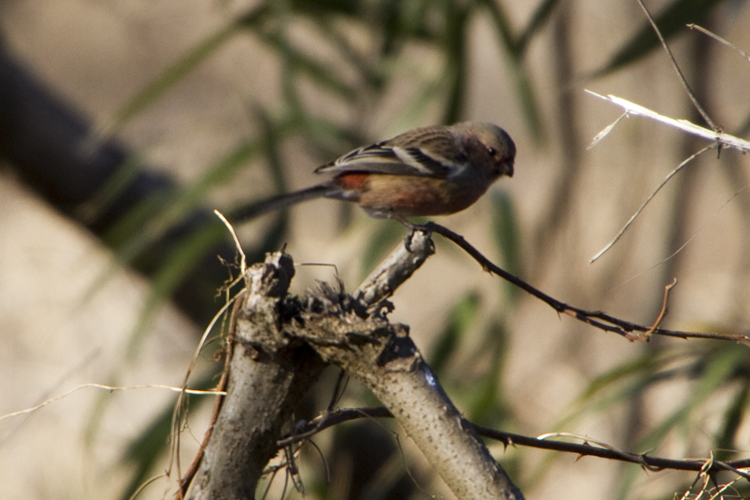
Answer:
[315, 141, 456, 178]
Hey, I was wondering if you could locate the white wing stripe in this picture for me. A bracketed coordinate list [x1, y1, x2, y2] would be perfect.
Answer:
[391, 147, 437, 174]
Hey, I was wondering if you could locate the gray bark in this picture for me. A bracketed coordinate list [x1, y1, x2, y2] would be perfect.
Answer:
[186, 231, 524, 500]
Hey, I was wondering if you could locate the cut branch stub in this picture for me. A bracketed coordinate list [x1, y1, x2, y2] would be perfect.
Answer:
[186, 252, 326, 500]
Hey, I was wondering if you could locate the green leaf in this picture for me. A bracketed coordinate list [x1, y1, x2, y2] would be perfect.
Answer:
[104, 26, 237, 134]
[526, 348, 687, 486]
[636, 344, 747, 451]
[118, 404, 174, 500]
[290, 0, 361, 17]
[254, 30, 357, 102]
[479, 0, 517, 54]
[112, 138, 261, 262]
[97, 139, 262, 357]
[96, 5, 270, 136]
[714, 378, 750, 462]
[74, 153, 148, 225]
[255, 106, 289, 194]
[126, 217, 229, 359]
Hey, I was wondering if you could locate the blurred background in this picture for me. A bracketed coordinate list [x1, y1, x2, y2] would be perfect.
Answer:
[1, 0, 750, 499]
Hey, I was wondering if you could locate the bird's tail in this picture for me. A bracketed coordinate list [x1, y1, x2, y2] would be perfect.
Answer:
[231, 183, 338, 223]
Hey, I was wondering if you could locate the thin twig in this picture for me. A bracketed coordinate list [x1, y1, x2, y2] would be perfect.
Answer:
[276, 407, 393, 447]
[176, 293, 241, 498]
[688, 24, 750, 64]
[0, 384, 223, 423]
[275, 406, 750, 481]
[586, 11, 750, 263]
[589, 145, 714, 264]
[422, 222, 750, 344]
[587, 92, 750, 152]
[586, 87, 750, 263]
[215, 209, 246, 275]
[609, 182, 750, 291]
[168, 294, 238, 486]
[587, 112, 628, 149]
[636, 0, 716, 130]
[642, 278, 678, 338]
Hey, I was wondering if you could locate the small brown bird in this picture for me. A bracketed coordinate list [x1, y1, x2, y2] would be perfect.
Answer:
[233, 122, 515, 223]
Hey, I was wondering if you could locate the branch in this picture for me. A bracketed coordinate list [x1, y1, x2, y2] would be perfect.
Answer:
[185, 252, 327, 500]
[184, 231, 525, 500]
[688, 24, 750, 64]
[278, 407, 750, 481]
[586, 91, 750, 153]
[587, 145, 714, 264]
[290, 230, 524, 500]
[585, 10, 750, 265]
[424, 222, 750, 345]
[635, 0, 716, 131]
[183, 223, 746, 498]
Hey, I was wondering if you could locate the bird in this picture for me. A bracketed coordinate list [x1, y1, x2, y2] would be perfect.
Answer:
[232, 122, 516, 225]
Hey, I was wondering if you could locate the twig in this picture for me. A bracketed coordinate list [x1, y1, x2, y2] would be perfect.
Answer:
[276, 407, 393, 447]
[642, 278, 678, 338]
[176, 295, 239, 498]
[587, 112, 628, 149]
[589, 145, 714, 264]
[423, 222, 750, 344]
[586, 92, 750, 153]
[474, 425, 750, 481]
[688, 24, 750, 64]
[275, 406, 750, 481]
[586, 86, 750, 263]
[215, 209, 246, 275]
[610, 182, 750, 291]
[0, 384, 223, 423]
[175, 215, 252, 496]
[636, 0, 716, 130]
[168, 293, 238, 488]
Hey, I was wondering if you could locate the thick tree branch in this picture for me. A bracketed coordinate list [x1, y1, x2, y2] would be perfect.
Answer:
[185, 253, 326, 499]
[185, 230, 524, 500]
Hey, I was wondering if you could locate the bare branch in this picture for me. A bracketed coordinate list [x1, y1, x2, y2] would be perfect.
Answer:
[355, 230, 435, 308]
[688, 24, 750, 64]
[184, 232, 524, 500]
[424, 222, 750, 345]
[293, 231, 524, 500]
[642, 278, 678, 338]
[278, 407, 750, 481]
[589, 144, 714, 264]
[185, 253, 327, 500]
[636, 0, 716, 130]
[586, 91, 750, 152]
